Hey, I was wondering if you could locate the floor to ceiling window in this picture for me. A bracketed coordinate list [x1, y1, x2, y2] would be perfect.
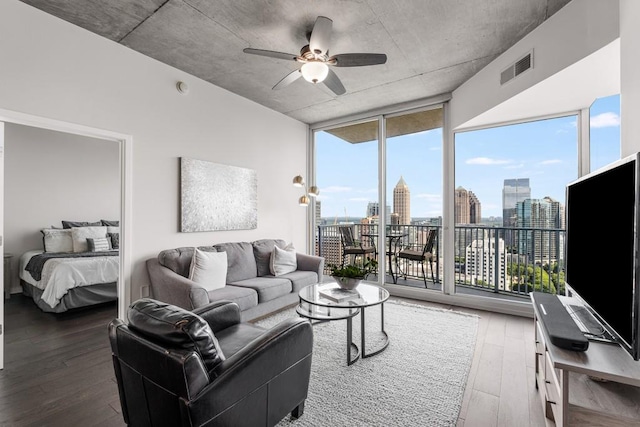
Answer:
[590, 94, 621, 172]
[314, 119, 379, 280]
[313, 106, 443, 287]
[454, 114, 578, 300]
[385, 108, 442, 289]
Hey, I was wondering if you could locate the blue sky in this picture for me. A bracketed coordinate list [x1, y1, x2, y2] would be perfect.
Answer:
[316, 95, 620, 219]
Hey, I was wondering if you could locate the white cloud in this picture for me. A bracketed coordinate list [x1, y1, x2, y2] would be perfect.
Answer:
[466, 157, 511, 165]
[590, 112, 620, 128]
[539, 159, 562, 165]
[322, 185, 352, 193]
[349, 197, 370, 202]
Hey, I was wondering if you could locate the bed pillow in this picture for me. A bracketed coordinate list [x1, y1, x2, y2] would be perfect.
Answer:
[269, 244, 297, 276]
[71, 226, 108, 252]
[101, 220, 119, 227]
[87, 237, 111, 252]
[108, 232, 120, 249]
[41, 228, 73, 253]
[189, 249, 227, 291]
[62, 220, 102, 229]
[107, 226, 119, 234]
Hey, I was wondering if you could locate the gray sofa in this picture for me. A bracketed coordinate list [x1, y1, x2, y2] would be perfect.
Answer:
[146, 239, 324, 321]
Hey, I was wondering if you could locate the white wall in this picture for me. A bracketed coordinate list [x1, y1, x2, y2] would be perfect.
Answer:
[4, 124, 120, 294]
[0, 1, 308, 301]
[450, 0, 619, 130]
[620, 0, 640, 156]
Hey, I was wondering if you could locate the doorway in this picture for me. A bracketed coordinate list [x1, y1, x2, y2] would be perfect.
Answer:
[0, 109, 132, 370]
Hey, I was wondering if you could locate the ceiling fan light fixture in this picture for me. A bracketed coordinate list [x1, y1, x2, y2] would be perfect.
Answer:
[301, 61, 329, 83]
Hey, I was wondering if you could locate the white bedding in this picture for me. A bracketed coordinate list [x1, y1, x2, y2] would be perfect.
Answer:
[19, 250, 119, 309]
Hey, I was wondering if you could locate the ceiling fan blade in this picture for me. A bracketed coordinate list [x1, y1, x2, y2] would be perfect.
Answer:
[309, 16, 332, 56]
[272, 69, 302, 90]
[329, 53, 388, 67]
[323, 68, 346, 96]
[243, 48, 298, 61]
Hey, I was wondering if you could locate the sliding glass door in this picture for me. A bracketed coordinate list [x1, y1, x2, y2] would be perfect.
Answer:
[313, 106, 443, 286]
[314, 119, 379, 281]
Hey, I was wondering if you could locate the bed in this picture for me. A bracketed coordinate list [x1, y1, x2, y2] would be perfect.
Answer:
[19, 250, 119, 313]
[18, 221, 120, 313]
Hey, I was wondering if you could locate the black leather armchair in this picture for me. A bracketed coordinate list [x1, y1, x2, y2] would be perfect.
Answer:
[108, 298, 313, 427]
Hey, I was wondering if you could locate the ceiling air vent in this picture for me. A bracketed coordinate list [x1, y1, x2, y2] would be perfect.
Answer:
[500, 51, 533, 85]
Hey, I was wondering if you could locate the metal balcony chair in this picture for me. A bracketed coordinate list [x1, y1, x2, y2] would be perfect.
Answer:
[339, 226, 376, 266]
[396, 229, 437, 288]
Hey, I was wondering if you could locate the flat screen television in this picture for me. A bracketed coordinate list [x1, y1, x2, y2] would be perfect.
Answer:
[565, 152, 640, 360]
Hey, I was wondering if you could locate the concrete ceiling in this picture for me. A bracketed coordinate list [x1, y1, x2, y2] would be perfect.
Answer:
[19, 0, 572, 125]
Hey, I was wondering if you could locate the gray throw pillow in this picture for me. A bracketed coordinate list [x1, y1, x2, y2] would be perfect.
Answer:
[62, 220, 102, 229]
[252, 239, 286, 276]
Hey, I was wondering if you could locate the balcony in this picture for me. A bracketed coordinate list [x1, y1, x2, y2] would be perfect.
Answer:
[316, 223, 565, 302]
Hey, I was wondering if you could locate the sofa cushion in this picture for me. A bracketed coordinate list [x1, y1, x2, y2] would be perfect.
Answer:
[158, 246, 217, 278]
[252, 239, 286, 276]
[127, 298, 224, 373]
[270, 244, 297, 276]
[229, 277, 292, 303]
[277, 270, 319, 292]
[189, 249, 227, 291]
[214, 242, 257, 282]
[207, 285, 258, 312]
[215, 323, 267, 358]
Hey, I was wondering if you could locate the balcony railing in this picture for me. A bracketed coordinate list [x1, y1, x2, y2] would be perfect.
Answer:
[316, 223, 565, 300]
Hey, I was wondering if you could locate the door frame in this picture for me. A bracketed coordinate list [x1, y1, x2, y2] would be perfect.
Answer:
[0, 108, 133, 369]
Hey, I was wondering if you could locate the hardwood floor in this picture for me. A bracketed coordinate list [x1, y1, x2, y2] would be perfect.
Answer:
[0, 294, 545, 426]
[1, 295, 122, 426]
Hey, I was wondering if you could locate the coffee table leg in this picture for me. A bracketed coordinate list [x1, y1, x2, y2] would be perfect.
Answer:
[347, 315, 360, 366]
[362, 303, 390, 359]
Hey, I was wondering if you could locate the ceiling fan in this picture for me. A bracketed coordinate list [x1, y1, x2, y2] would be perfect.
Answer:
[243, 16, 387, 96]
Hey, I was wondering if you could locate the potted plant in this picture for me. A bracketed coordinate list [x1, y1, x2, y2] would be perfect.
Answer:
[329, 257, 378, 290]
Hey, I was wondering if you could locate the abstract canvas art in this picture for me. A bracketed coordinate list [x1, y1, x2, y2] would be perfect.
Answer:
[180, 157, 257, 232]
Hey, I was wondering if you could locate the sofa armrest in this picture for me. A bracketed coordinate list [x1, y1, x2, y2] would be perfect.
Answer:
[188, 318, 313, 423]
[296, 253, 325, 282]
[192, 301, 241, 333]
[146, 258, 210, 310]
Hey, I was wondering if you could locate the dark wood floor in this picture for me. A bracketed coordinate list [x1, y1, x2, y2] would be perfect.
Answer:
[0, 294, 124, 426]
[0, 294, 543, 427]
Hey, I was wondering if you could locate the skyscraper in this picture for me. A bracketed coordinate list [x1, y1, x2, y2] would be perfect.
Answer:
[455, 187, 470, 224]
[502, 178, 531, 227]
[515, 196, 563, 263]
[469, 191, 481, 223]
[315, 200, 322, 226]
[393, 176, 411, 225]
[455, 187, 482, 224]
[366, 202, 391, 224]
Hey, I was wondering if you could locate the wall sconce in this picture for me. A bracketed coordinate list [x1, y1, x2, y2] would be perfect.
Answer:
[293, 175, 319, 207]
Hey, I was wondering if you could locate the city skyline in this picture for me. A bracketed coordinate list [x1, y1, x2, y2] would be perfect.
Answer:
[315, 94, 620, 219]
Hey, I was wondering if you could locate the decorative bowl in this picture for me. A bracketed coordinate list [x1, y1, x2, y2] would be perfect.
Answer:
[332, 276, 362, 290]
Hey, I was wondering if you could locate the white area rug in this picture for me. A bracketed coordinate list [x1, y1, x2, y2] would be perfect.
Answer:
[256, 300, 479, 427]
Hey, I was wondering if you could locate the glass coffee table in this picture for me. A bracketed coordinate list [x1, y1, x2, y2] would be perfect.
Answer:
[297, 282, 390, 366]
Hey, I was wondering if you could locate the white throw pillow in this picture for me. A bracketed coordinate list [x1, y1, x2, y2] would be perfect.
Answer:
[71, 226, 108, 252]
[189, 249, 227, 291]
[41, 228, 73, 253]
[270, 244, 297, 276]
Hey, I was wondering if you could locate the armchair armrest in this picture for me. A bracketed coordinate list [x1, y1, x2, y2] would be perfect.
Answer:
[296, 253, 325, 282]
[188, 318, 313, 423]
[192, 301, 241, 333]
[146, 258, 210, 310]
